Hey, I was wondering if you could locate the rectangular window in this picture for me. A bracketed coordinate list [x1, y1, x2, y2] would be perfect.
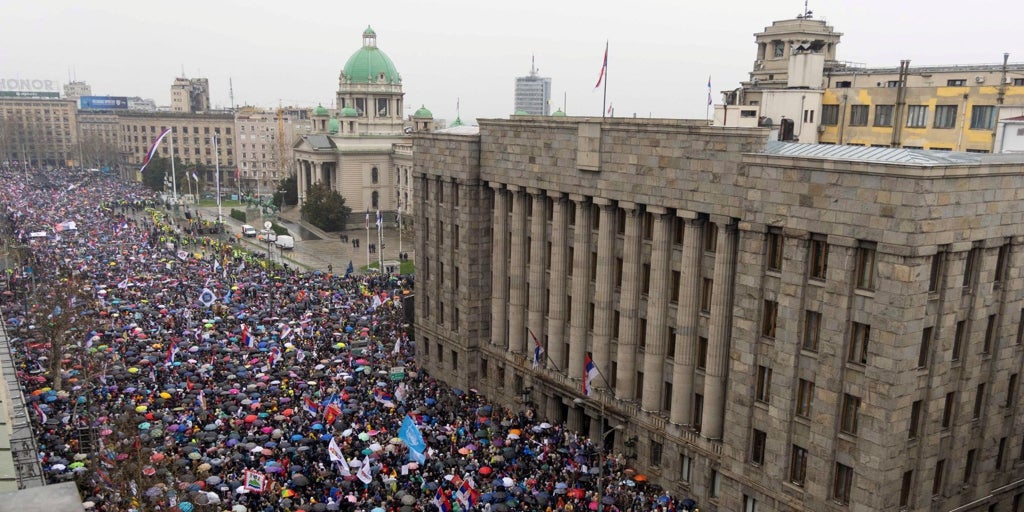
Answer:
[833, 463, 854, 505]
[693, 394, 703, 433]
[874, 105, 894, 127]
[803, 310, 821, 351]
[749, 428, 765, 464]
[907, 105, 928, 128]
[704, 223, 718, 252]
[849, 105, 869, 126]
[932, 459, 945, 496]
[909, 400, 922, 439]
[900, 470, 914, 509]
[849, 322, 870, 365]
[995, 244, 1010, 286]
[1007, 374, 1018, 409]
[616, 208, 626, 234]
[767, 229, 783, 271]
[796, 379, 814, 418]
[855, 244, 876, 290]
[929, 252, 944, 292]
[809, 236, 829, 280]
[840, 394, 861, 435]
[648, 440, 662, 466]
[755, 366, 772, 403]
[973, 383, 985, 419]
[918, 327, 933, 368]
[984, 315, 997, 355]
[998, 437, 1007, 470]
[762, 300, 778, 338]
[934, 105, 958, 129]
[642, 263, 651, 295]
[964, 247, 980, 289]
[942, 392, 956, 429]
[964, 449, 976, 483]
[821, 105, 840, 125]
[971, 105, 996, 130]
[697, 337, 708, 370]
[710, 469, 721, 498]
[947, 79, 967, 86]
[671, 270, 681, 303]
[953, 320, 966, 361]
[744, 495, 758, 512]
[680, 454, 692, 482]
[700, 278, 713, 313]
[790, 444, 808, 485]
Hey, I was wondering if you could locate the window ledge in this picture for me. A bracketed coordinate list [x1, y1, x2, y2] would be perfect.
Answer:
[853, 288, 875, 298]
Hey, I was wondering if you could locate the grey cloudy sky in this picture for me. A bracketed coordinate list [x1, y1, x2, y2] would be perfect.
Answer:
[6, 0, 1021, 123]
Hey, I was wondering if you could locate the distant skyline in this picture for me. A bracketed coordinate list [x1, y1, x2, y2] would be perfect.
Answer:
[6, 0, 1022, 123]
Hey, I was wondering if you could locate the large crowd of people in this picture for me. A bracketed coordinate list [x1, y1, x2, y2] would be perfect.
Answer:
[0, 167, 693, 512]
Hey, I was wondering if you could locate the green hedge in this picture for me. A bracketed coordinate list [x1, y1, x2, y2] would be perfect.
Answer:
[230, 209, 246, 222]
[271, 223, 289, 236]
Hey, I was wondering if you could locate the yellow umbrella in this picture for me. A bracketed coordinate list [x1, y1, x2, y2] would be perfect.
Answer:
[159, 392, 172, 399]
[128, 367, 140, 374]
[135, 405, 147, 412]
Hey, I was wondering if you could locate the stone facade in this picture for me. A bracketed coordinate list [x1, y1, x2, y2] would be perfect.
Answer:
[0, 97, 78, 168]
[412, 116, 1024, 511]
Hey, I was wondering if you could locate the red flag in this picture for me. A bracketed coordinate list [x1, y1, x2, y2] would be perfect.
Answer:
[594, 41, 608, 89]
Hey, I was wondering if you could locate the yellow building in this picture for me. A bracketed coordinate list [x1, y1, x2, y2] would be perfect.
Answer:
[0, 97, 78, 168]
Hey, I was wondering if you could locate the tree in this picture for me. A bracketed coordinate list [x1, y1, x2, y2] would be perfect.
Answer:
[24, 274, 100, 392]
[140, 156, 189, 195]
[273, 174, 297, 207]
[300, 182, 351, 231]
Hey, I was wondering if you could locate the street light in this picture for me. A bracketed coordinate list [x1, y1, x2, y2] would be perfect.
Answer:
[575, 397, 624, 512]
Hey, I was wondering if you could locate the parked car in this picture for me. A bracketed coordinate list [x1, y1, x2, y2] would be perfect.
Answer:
[257, 229, 277, 242]
[274, 235, 294, 250]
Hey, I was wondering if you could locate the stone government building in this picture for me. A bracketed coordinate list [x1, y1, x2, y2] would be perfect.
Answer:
[412, 116, 1024, 511]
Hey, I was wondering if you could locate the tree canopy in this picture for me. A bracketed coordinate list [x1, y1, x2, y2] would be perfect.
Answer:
[300, 182, 351, 232]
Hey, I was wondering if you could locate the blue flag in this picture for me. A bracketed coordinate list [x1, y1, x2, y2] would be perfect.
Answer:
[400, 414, 427, 463]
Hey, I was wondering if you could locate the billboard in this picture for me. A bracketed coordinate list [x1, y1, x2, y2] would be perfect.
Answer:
[80, 96, 129, 109]
[0, 78, 59, 93]
[0, 90, 59, 98]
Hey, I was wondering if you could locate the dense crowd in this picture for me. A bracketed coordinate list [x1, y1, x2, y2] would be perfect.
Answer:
[0, 167, 694, 512]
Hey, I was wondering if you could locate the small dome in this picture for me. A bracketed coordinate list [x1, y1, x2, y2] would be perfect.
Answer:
[339, 107, 359, 118]
[313, 104, 329, 117]
[341, 27, 401, 85]
[413, 105, 433, 118]
[328, 117, 340, 134]
[513, 109, 529, 116]
[551, 109, 566, 117]
[450, 117, 465, 127]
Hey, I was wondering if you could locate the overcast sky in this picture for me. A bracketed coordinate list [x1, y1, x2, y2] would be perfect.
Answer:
[5, 0, 1021, 123]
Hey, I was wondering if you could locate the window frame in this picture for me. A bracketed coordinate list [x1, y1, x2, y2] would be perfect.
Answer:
[821, 105, 840, 126]
[848, 322, 870, 365]
[761, 300, 779, 339]
[906, 105, 928, 128]
[755, 365, 772, 404]
[840, 393, 861, 435]
[933, 105, 958, 129]
[766, 229, 783, 271]
[849, 105, 869, 126]
[970, 105, 996, 130]
[790, 444, 808, 486]
[873, 105, 894, 127]
[795, 379, 814, 418]
[855, 244, 877, 291]
[833, 463, 854, 505]
[750, 429, 767, 466]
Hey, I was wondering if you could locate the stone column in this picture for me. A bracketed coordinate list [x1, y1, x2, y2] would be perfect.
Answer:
[670, 215, 702, 426]
[641, 207, 672, 412]
[568, 196, 592, 380]
[527, 188, 548, 361]
[701, 218, 738, 440]
[592, 199, 617, 389]
[548, 194, 569, 371]
[615, 203, 641, 401]
[490, 185, 509, 349]
[508, 186, 529, 355]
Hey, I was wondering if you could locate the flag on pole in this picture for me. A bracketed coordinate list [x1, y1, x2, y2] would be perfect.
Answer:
[365, 209, 370, 230]
[140, 128, 171, 173]
[191, 171, 198, 182]
[303, 396, 320, 417]
[594, 41, 609, 89]
[376, 209, 383, 232]
[166, 340, 179, 366]
[197, 390, 207, 411]
[356, 455, 373, 484]
[327, 436, 345, 462]
[241, 324, 254, 349]
[583, 352, 599, 396]
[529, 328, 543, 368]
[707, 75, 713, 106]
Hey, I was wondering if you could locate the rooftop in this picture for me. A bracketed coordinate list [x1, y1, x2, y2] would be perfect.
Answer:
[763, 141, 1024, 166]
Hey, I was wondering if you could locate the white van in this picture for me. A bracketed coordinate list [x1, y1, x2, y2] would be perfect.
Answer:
[275, 235, 294, 250]
[241, 225, 257, 237]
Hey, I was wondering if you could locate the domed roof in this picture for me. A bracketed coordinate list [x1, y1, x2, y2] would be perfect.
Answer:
[328, 117, 340, 134]
[513, 109, 529, 116]
[413, 105, 433, 118]
[451, 117, 465, 127]
[313, 104, 329, 117]
[339, 107, 359, 117]
[551, 109, 566, 117]
[341, 26, 401, 85]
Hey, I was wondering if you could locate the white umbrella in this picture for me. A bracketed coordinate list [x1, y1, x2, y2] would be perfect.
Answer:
[348, 458, 362, 467]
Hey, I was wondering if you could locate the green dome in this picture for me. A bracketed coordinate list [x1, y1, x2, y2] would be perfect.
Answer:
[313, 104, 329, 116]
[451, 117, 464, 127]
[513, 109, 529, 116]
[551, 109, 566, 117]
[339, 107, 359, 117]
[341, 26, 401, 84]
[413, 105, 433, 118]
[328, 117, 340, 134]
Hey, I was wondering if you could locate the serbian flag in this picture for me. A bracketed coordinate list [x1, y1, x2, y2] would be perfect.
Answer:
[140, 128, 171, 173]
[166, 340, 179, 366]
[529, 328, 543, 369]
[432, 488, 452, 512]
[583, 352, 599, 396]
[241, 324, 254, 349]
[303, 396, 320, 417]
[707, 75, 713, 106]
[594, 41, 608, 89]
[197, 390, 207, 411]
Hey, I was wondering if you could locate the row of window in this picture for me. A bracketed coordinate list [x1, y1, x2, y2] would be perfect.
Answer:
[821, 104, 997, 130]
[124, 125, 232, 135]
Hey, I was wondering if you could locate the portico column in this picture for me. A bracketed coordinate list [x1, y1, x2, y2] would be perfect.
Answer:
[670, 215, 702, 426]
[567, 196, 592, 380]
[701, 218, 738, 440]
[527, 188, 548, 360]
[615, 203, 641, 401]
[508, 186, 529, 355]
[592, 198, 617, 389]
[548, 195, 569, 370]
[490, 185, 509, 349]
[641, 207, 671, 412]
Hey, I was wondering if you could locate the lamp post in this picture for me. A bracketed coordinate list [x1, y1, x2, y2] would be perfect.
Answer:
[575, 397, 624, 512]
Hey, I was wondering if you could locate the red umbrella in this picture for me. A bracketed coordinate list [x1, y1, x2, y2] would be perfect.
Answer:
[479, 466, 492, 475]
[244, 414, 258, 423]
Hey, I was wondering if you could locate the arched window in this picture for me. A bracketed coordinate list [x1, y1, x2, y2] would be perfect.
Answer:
[372, 191, 379, 209]
[371, 167, 379, 184]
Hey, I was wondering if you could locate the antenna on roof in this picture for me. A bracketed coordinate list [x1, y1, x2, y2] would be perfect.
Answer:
[229, 77, 235, 111]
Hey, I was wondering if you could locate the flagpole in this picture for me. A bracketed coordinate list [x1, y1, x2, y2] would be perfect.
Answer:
[377, 210, 384, 272]
[398, 205, 403, 259]
[601, 40, 608, 119]
[170, 132, 178, 204]
[214, 135, 222, 223]
[365, 210, 370, 271]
